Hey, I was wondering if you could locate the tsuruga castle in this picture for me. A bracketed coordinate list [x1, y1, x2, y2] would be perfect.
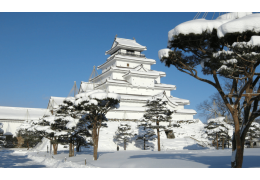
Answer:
[74, 37, 196, 121]
[0, 37, 197, 135]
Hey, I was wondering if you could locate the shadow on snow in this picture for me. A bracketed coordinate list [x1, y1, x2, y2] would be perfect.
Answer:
[128, 153, 260, 168]
[0, 150, 46, 168]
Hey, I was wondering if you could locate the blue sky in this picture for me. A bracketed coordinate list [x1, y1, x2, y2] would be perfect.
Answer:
[0, 12, 224, 122]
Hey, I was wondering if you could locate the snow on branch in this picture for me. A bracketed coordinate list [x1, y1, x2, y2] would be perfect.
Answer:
[158, 49, 172, 60]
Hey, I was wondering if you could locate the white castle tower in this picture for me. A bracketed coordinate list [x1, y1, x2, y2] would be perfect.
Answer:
[79, 37, 197, 121]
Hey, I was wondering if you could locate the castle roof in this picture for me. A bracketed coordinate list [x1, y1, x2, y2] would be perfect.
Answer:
[93, 64, 166, 83]
[47, 97, 65, 109]
[105, 37, 147, 55]
[0, 106, 50, 121]
[97, 54, 156, 70]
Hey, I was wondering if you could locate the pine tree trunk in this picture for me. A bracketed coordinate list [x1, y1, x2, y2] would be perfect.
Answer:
[53, 144, 58, 155]
[250, 141, 253, 148]
[231, 113, 244, 168]
[93, 127, 98, 160]
[144, 139, 145, 150]
[124, 141, 126, 150]
[27, 142, 29, 150]
[69, 143, 74, 157]
[222, 139, 224, 150]
[157, 121, 160, 151]
[216, 133, 218, 150]
[72, 141, 74, 156]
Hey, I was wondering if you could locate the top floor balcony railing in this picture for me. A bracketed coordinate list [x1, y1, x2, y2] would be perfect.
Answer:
[107, 50, 145, 61]
[117, 51, 145, 58]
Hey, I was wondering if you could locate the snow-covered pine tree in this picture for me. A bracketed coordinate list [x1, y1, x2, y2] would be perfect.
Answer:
[159, 12, 260, 167]
[114, 123, 134, 150]
[17, 119, 44, 149]
[38, 97, 90, 156]
[0, 123, 5, 147]
[74, 89, 120, 160]
[16, 96, 87, 155]
[245, 122, 260, 148]
[143, 97, 173, 151]
[16, 128, 42, 149]
[136, 118, 157, 150]
[30, 115, 66, 155]
[205, 117, 233, 149]
[75, 116, 93, 151]
[53, 97, 86, 157]
[18, 98, 78, 155]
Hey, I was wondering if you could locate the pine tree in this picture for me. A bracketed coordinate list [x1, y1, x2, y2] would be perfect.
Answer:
[17, 97, 81, 155]
[114, 123, 134, 150]
[159, 13, 260, 167]
[16, 96, 91, 155]
[0, 123, 5, 147]
[143, 97, 173, 151]
[42, 97, 88, 156]
[54, 97, 86, 157]
[136, 119, 157, 150]
[205, 117, 233, 149]
[16, 128, 42, 149]
[30, 115, 65, 155]
[246, 122, 260, 148]
[74, 89, 120, 160]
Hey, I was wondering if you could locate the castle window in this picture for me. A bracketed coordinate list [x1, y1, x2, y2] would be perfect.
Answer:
[127, 63, 129, 67]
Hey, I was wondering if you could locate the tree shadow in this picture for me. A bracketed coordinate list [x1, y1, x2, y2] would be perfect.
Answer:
[183, 144, 210, 150]
[0, 150, 46, 168]
[47, 149, 114, 159]
[128, 153, 260, 168]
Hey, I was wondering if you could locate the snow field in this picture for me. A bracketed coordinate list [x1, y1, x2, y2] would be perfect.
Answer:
[11, 148, 260, 168]
[26, 154, 96, 168]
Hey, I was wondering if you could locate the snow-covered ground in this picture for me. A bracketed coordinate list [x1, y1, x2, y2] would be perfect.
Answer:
[1, 148, 260, 168]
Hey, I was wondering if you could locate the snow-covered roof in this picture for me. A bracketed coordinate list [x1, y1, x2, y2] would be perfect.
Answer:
[176, 109, 197, 114]
[106, 37, 147, 55]
[154, 83, 176, 90]
[113, 106, 146, 112]
[97, 55, 156, 70]
[169, 96, 190, 105]
[122, 64, 167, 79]
[95, 79, 130, 89]
[79, 81, 94, 93]
[93, 64, 165, 83]
[134, 64, 166, 77]
[0, 106, 51, 121]
[47, 96, 65, 109]
[123, 69, 161, 79]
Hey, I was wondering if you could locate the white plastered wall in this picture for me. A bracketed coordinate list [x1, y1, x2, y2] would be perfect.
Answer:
[130, 77, 154, 87]
[106, 111, 144, 120]
[0, 121, 24, 136]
